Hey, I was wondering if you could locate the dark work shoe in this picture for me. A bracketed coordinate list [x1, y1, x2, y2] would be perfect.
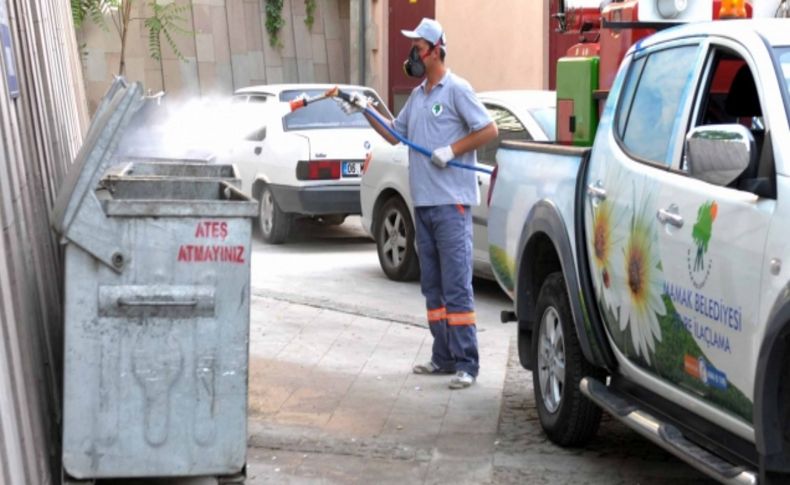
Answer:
[412, 361, 455, 375]
[448, 371, 476, 389]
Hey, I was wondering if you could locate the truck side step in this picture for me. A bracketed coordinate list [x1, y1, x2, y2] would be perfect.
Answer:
[580, 377, 757, 485]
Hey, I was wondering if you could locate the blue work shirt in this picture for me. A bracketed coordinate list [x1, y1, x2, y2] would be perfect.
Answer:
[393, 70, 492, 207]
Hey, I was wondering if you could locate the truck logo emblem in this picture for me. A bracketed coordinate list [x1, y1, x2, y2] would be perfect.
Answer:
[364, 141, 371, 150]
[687, 201, 717, 289]
[432, 103, 443, 116]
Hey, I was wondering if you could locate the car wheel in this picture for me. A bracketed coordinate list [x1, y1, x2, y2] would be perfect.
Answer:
[375, 197, 419, 281]
[533, 271, 604, 446]
[258, 186, 291, 244]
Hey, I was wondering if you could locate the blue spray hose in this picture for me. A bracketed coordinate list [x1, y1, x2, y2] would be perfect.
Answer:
[363, 106, 493, 175]
[335, 91, 493, 175]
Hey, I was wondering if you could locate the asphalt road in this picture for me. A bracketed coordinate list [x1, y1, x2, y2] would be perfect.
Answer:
[248, 216, 510, 328]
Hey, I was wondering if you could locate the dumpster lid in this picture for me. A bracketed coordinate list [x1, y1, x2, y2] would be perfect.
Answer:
[51, 79, 146, 237]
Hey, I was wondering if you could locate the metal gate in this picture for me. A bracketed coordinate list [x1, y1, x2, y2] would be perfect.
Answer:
[0, 1, 88, 484]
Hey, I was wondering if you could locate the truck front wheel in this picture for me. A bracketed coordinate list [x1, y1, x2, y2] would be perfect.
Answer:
[533, 272, 603, 446]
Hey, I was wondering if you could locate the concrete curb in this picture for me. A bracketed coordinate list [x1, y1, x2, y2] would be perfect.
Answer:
[252, 287, 428, 329]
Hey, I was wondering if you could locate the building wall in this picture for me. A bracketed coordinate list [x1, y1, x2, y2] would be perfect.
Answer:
[359, 0, 549, 108]
[0, 1, 89, 484]
[366, 0, 388, 98]
[349, 0, 386, 99]
[436, 0, 549, 92]
[79, 0, 352, 113]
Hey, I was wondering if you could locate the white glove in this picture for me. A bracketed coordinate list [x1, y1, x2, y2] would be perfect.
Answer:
[431, 145, 455, 168]
[336, 92, 369, 115]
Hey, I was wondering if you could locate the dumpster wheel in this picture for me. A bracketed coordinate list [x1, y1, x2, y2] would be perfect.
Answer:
[218, 466, 247, 484]
[62, 469, 95, 485]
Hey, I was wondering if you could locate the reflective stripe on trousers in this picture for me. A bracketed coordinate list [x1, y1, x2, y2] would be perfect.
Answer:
[416, 205, 479, 377]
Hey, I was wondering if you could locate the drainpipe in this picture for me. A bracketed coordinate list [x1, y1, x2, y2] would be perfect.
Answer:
[358, 0, 366, 86]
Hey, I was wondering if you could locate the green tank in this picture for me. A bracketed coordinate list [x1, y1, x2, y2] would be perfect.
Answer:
[556, 56, 600, 147]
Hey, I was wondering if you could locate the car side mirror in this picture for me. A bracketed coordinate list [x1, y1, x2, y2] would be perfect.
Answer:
[245, 126, 267, 142]
[685, 124, 755, 187]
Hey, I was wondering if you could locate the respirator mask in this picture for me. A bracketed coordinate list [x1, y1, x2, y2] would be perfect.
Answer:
[403, 45, 429, 78]
[403, 32, 444, 79]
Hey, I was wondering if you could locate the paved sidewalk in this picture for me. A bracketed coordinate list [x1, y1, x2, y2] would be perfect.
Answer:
[240, 220, 710, 484]
[246, 293, 512, 484]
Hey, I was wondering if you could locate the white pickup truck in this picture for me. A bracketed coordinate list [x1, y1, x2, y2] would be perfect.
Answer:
[487, 20, 790, 484]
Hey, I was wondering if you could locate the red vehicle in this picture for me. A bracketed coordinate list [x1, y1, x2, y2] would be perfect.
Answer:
[550, 0, 754, 146]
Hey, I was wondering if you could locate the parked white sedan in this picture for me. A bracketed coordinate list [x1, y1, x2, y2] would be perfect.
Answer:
[360, 90, 556, 281]
[230, 84, 391, 243]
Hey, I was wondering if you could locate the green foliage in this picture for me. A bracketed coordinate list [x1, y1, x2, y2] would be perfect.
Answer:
[265, 0, 285, 48]
[71, 0, 116, 30]
[71, 0, 193, 70]
[305, 0, 317, 30]
[145, 1, 192, 62]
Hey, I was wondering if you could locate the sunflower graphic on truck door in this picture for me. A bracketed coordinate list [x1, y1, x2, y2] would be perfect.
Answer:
[586, 166, 667, 364]
[585, 166, 625, 319]
[613, 177, 667, 365]
[584, 166, 757, 421]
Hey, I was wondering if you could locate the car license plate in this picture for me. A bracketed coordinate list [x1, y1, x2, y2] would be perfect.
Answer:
[342, 161, 363, 177]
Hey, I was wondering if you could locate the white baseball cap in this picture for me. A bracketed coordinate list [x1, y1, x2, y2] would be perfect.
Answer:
[401, 18, 446, 46]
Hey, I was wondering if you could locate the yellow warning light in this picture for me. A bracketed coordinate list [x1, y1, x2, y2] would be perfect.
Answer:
[719, 0, 747, 19]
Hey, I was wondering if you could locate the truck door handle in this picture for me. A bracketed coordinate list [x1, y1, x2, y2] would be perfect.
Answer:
[586, 182, 607, 201]
[254, 146, 262, 156]
[657, 205, 684, 228]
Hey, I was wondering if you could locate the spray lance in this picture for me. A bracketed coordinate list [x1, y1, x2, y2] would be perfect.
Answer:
[289, 87, 493, 175]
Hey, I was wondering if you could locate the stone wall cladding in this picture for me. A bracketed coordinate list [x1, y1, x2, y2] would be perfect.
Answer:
[78, 0, 350, 112]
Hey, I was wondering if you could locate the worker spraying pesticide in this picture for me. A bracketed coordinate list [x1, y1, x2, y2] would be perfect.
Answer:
[316, 18, 497, 389]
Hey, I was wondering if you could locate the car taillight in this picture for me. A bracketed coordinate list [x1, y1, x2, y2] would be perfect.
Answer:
[487, 164, 498, 207]
[296, 160, 341, 180]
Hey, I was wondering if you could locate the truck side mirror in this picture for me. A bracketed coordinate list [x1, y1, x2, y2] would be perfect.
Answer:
[685, 124, 755, 187]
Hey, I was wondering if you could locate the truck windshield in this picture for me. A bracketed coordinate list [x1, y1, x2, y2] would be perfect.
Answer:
[281, 89, 389, 131]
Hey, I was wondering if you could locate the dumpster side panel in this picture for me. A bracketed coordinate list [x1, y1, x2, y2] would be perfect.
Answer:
[63, 216, 251, 478]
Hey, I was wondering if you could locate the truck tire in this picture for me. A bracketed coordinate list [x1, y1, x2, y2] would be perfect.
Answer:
[375, 197, 419, 281]
[258, 185, 292, 244]
[533, 271, 604, 446]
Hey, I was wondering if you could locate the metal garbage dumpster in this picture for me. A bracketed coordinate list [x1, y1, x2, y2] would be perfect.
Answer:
[52, 80, 257, 481]
[103, 159, 241, 187]
[121, 155, 216, 165]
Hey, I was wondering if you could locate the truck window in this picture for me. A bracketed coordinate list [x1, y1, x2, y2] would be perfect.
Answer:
[776, 47, 790, 108]
[686, 49, 771, 193]
[616, 56, 645, 139]
[616, 45, 700, 166]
